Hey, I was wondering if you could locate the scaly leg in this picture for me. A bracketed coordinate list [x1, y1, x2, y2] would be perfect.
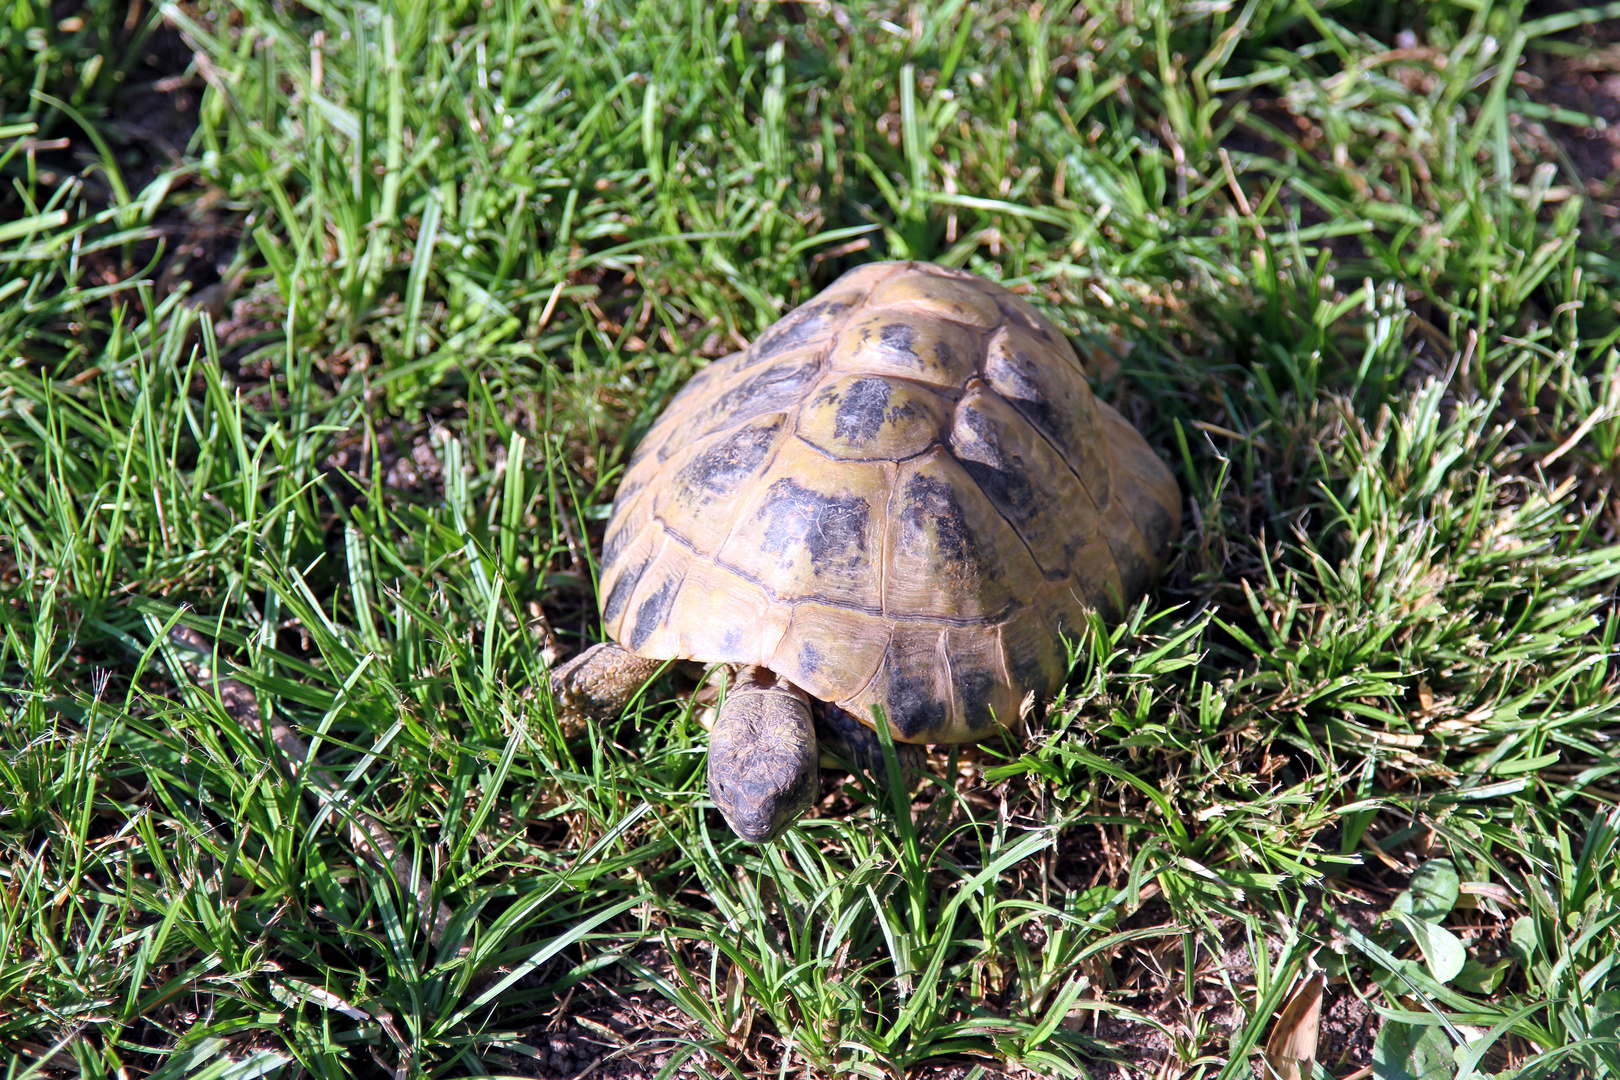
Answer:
[814, 701, 925, 786]
[549, 641, 665, 734]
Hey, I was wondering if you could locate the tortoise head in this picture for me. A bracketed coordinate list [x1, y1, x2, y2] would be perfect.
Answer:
[706, 670, 818, 843]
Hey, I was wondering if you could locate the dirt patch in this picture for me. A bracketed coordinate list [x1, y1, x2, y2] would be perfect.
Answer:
[15, 10, 250, 371]
[1318, 985, 1378, 1073]
[1521, 1, 1620, 245]
[498, 1000, 693, 1080]
[1528, 54, 1620, 191]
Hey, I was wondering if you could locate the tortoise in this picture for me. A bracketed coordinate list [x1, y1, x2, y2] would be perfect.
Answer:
[550, 261, 1179, 842]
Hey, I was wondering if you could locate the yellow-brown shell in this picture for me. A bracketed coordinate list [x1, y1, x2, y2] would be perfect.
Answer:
[598, 262, 1180, 743]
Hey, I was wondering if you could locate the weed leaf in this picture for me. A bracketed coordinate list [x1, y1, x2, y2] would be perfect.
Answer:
[1400, 860, 1462, 923]
[1373, 1021, 1454, 1080]
[1394, 913, 1467, 986]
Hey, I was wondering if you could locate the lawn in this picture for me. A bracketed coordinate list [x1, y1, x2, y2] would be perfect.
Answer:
[3, 0, 1620, 1077]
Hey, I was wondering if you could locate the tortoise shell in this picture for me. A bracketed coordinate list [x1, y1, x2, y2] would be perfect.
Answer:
[597, 262, 1179, 743]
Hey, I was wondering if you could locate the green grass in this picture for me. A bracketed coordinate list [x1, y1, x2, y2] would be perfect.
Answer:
[4, 0, 1620, 1077]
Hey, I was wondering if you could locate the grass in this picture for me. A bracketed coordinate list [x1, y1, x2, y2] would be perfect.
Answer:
[3, 0, 1620, 1076]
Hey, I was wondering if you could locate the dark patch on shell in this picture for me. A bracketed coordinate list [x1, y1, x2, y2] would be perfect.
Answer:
[955, 405, 1040, 535]
[831, 377, 892, 446]
[884, 636, 948, 737]
[603, 555, 649, 624]
[755, 478, 870, 575]
[953, 666, 998, 731]
[629, 574, 680, 651]
[715, 358, 821, 423]
[900, 472, 979, 569]
[797, 641, 823, 675]
[934, 340, 958, 369]
[675, 417, 783, 501]
[888, 399, 925, 432]
[601, 520, 635, 570]
[987, 347, 1064, 451]
[745, 300, 849, 365]
[879, 321, 917, 356]
[1009, 641, 1057, 704]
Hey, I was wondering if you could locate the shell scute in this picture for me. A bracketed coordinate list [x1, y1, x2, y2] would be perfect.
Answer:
[757, 478, 871, 575]
[632, 351, 746, 467]
[669, 560, 773, 665]
[656, 413, 789, 555]
[949, 387, 1100, 579]
[601, 472, 652, 568]
[1000, 597, 1069, 705]
[675, 414, 786, 503]
[942, 625, 1016, 735]
[995, 291, 1063, 345]
[770, 601, 889, 706]
[797, 374, 948, 461]
[657, 349, 741, 417]
[1096, 403, 1181, 554]
[621, 539, 691, 655]
[827, 310, 980, 387]
[865, 626, 952, 739]
[982, 324, 1110, 506]
[602, 542, 652, 628]
[720, 441, 890, 610]
[1067, 536, 1128, 621]
[646, 350, 821, 463]
[707, 352, 822, 429]
[883, 451, 1033, 621]
[868, 271, 1004, 328]
[739, 267, 892, 368]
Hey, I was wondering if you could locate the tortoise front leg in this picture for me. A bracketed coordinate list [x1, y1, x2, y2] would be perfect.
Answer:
[814, 701, 925, 786]
[549, 642, 665, 733]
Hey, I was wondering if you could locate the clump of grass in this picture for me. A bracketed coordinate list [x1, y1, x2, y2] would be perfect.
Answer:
[3, 1, 1619, 1078]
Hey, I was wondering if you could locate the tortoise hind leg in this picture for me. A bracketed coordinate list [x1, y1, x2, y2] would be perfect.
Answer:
[549, 642, 664, 733]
